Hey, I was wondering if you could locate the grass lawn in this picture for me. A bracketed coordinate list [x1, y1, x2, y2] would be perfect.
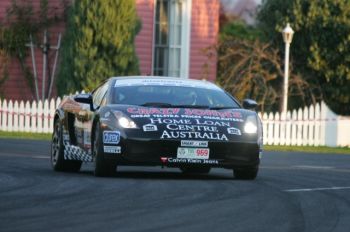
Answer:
[0, 131, 349, 154]
[0, 131, 51, 141]
[264, 145, 350, 155]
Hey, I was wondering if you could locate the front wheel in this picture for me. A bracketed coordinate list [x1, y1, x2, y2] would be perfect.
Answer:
[93, 122, 117, 177]
[233, 167, 258, 180]
[51, 120, 82, 172]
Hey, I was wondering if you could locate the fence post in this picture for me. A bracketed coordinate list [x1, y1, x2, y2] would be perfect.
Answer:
[302, 106, 309, 146]
[308, 105, 315, 146]
[0, 99, 2, 129]
[19, 101, 25, 132]
[8, 100, 13, 132]
[274, 112, 280, 145]
[286, 111, 291, 145]
[291, 110, 297, 145]
[25, 101, 31, 132]
[2, 100, 8, 131]
[314, 103, 321, 146]
[37, 100, 43, 133]
[49, 98, 56, 133]
[31, 101, 37, 133]
[13, 101, 19, 132]
[297, 108, 303, 146]
[262, 113, 268, 145]
[321, 101, 337, 147]
[267, 112, 274, 145]
[43, 100, 49, 133]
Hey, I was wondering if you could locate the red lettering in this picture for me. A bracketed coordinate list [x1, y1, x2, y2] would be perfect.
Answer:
[127, 108, 139, 114]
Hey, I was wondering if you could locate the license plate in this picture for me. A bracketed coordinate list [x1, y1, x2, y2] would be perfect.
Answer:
[177, 147, 209, 159]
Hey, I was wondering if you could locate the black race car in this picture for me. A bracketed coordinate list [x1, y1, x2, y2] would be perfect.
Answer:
[51, 76, 263, 179]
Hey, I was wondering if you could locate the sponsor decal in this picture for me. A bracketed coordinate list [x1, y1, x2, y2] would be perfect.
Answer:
[104, 146, 121, 154]
[167, 158, 219, 165]
[126, 107, 243, 119]
[227, 127, 241, 135]
[161, 130, 228, 141]
[83, 130, 91, 148]
[177, 147, 210, 159]
[181, 140, 208, 147]
[114, 78, 220, 90]
[127, 107, 180, 115]
[183, 109, 242, 119]
[103, 131, 120, 144]
[143, 124, 158, 132]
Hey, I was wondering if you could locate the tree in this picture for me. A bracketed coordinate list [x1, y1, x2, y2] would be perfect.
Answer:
[57, 0, 140, 94]
[211, 20, 317, 112]
[0, 0, 65, 100]
[258, 0, 350, 115]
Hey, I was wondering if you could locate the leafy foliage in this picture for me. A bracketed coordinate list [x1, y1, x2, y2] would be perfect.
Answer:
[258, 0, 350, 115]
[0, 0, 66, 99]
[216, 36, 314, 112]
[215, 20, 318, 112]
[57, 0, 140, 94]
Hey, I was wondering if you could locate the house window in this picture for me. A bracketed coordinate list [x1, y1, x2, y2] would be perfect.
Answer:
[153, 0, 191, 78]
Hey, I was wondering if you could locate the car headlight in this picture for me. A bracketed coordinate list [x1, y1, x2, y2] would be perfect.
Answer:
[113, 111, 138, 129]
[244, 115, 258, 134]
[118, 116, 137, 128]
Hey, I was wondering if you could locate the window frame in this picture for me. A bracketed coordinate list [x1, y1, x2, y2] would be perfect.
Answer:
[152, 0, 192, 78]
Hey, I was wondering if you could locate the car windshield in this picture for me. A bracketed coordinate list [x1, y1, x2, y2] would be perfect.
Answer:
[111, 84, 240, 109]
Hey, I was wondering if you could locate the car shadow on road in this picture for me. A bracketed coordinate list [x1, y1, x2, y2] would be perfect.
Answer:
[68, 167, 236, 181]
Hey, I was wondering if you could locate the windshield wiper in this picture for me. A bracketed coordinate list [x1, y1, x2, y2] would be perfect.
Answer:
[140, 102, 173, 107]
[140, 103, 210, 109]
[172, 104, 210, 109]
[209, 106, 239, 110]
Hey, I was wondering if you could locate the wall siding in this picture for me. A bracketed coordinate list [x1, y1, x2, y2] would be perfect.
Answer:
[135, 0, 155, 76]
[0, 0, 65, 101]
[190, 0, 219, 82]
[1, 0, 219, 101]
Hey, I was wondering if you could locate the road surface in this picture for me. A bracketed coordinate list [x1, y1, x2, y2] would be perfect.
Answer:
[1, 139, 350, 232]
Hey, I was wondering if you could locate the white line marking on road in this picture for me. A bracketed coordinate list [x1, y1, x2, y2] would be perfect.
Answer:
[0, 153, 49, 159]
[292, 165, 334, 169]
[32, 156, 49, 159]
[285, 186, 350, 192]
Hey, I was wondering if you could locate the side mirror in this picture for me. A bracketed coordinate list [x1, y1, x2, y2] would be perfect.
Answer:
[242, 99, 258, 110]
[74, 94, 93, 111]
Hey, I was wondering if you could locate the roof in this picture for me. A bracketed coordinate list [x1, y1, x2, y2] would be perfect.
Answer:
[111, 76, 222, 91]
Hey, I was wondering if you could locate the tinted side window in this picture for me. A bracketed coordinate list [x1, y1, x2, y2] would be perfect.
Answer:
[92, 83, 109, 108]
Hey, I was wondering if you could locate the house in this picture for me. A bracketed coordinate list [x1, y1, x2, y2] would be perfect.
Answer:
[0, 0, 220, 101]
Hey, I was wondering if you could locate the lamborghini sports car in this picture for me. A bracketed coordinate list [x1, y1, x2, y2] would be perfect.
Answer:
[51, 76, 263, 179]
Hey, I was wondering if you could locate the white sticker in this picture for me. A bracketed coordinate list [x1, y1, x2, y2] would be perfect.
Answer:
[177, 147, 209, 159]
[104, 146, 121, 154]
[181, 140, 208, 147]
[114, 78, 221, 90]
[227, 127, 241, 135]
[143, 124, 158, 132]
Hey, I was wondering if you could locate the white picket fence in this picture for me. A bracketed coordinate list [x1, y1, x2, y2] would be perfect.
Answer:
[0, 98, 349, 147]
[0, 98, 61, 134]
[259, 102, 350, 147]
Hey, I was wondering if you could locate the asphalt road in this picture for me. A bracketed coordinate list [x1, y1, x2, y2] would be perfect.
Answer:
[1, 139, 350, 232]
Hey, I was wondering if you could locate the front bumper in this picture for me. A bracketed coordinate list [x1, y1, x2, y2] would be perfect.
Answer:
[105, 138, 260, 169]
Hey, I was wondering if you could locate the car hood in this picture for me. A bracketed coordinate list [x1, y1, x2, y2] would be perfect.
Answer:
[104, 105, 258, 142]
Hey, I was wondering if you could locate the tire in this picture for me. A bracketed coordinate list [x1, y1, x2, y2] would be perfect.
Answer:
[93, 122, 117, 177]
[51, 120, 82, 172]
[180, 167, 211, 174]
[233, 167, 258, 180]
